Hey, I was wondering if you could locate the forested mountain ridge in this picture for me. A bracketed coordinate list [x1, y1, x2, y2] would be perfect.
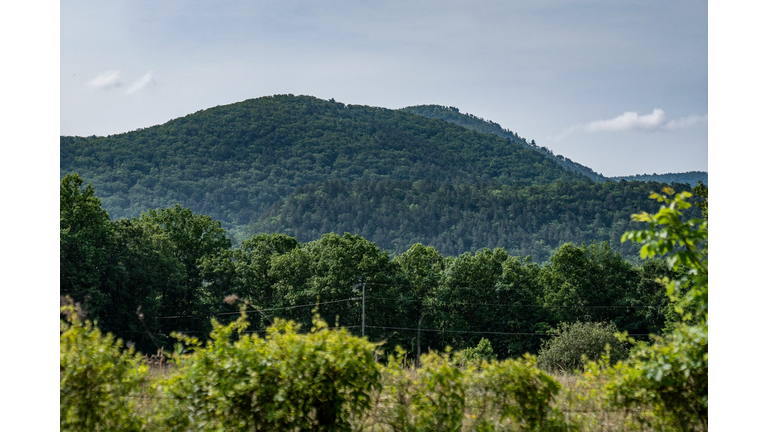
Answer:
[61, 94, 585, 236]
[253, 178, 701, 260]
[401, 105, 708, 187]
[609, 171, 708, 187]
[401, 104, 609, 182]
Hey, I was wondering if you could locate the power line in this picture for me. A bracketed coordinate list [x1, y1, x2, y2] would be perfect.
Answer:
[157, 297, 362, 319]
[360, 325, 652, 337]
[365, 296, 660, 309]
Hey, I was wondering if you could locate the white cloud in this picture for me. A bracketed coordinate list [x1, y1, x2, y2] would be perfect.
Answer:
[124, 72, 155, 95]
[663, 114, 708, 131]
[553, 109, 708, 141]
[586, 109, 666, 132]
[85, 70, 122, 90]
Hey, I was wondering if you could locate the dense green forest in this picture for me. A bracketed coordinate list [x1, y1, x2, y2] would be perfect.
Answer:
[610, 171, 708, 186]
[253, 178, 701, 259]
[61, 94, 706, 254]
[62, 173, 698, 359]
[61, 95, 583, 238]
[401, 104, 609, 182]
[401, 105, 708, 187]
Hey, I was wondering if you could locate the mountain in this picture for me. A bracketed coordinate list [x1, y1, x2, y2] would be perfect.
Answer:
[609, 171, 708, 187]
[401, 105, 609, 182]
[61, 95, 586, 238]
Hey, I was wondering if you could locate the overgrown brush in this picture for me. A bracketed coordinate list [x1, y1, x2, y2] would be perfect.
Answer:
[60, 297, 148, 432]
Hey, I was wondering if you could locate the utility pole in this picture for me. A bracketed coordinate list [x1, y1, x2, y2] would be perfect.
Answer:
[361, 282, 366, 337]
[416, 313, 424, 368]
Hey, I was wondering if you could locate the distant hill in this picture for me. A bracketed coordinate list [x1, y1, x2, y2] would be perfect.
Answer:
[252, 178, 701, 261]
[609, 171, 707, 187]
[401, 105, 609, 182]
[61, 95, 585, 238]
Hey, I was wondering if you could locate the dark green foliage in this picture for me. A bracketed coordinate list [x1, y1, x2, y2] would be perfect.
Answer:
[61, 175, 684, 359]
[59, 175, 234, 352]
[60, 173, 115, 317]
[134, 205, 231, 337]
[610, 171, 708, 187]
[536, 321, 629, 372]
[61, 95, 583, 236]
[540, 243, 639, 325]
[402, 104, 608, 182]
[253, 178, 702, 260]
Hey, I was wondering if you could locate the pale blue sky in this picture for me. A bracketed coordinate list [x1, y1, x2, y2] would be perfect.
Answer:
[61, 0, 708, 177]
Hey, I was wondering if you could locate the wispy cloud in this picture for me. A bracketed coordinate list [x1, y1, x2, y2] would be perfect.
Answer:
[85, 70, 122, 90]
[663, 114, 708, 131]
[85, 70, 155, 94]
[125, 72, 155, 95]
[554, 109, 708, 141]
[586, 109, 666, 132]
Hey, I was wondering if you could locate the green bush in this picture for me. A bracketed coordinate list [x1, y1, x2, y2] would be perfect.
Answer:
[597, 324, 707, 431]
[537, 321, 628, 372]
[461, 337, 497, 364]
[60, 297, 148, 432]
[156, 309, 380, 431]
[467, 355, 569, 431]
[579, 187, 708, 431]
[376, 348, 568, 431]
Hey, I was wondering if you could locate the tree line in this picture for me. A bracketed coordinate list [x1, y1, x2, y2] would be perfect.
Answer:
[62, 173, 698, 358]
[253, 178, 703, 260]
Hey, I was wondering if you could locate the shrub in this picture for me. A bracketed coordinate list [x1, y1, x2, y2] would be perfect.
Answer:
[156, 309, 380, 431]
[467, 354, 569, 431]
[60, 297, 148, 432]
[377, 348, 568, 431]
[537, 321, 628, 372]
[601, 324, 707, 431]
[461, 337, 497, 364]
[580, 187, 708, 431]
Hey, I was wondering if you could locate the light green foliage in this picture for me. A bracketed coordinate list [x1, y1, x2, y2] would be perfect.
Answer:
[580, 187, 708, 431]
[377, 349, 466, 432]
[157, 309, 380, 431]
[376, 348, 567, 431]
[537, 321, 628, 373]
[60, 298, 148, 432]
[621, 186, 707, 323]
[461, 337, 497, 363]
[467, 355, 568, 432]
[588, 325, 708, 431]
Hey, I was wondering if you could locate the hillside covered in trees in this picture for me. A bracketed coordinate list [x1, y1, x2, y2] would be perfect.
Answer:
[253, 178, 701, 260]
[401, 104, 609, 182]
[610, 171, 708, 186]
[61, 94, 705, 257]
[61, 95, 583, 235]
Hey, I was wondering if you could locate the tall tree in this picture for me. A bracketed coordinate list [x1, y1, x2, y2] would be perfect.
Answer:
[60, 173, 115, 319]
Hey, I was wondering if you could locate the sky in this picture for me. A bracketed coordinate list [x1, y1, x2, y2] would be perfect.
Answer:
[61, 0, 708, 177]
[5, 3, 768, 427]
